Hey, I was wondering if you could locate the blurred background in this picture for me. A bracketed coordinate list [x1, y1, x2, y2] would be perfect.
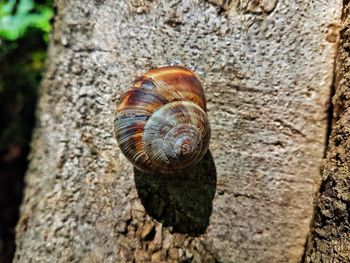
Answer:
[0, 0, 53, 262]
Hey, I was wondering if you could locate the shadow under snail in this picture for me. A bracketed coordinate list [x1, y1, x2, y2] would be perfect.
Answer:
[114, 65, 211, 174]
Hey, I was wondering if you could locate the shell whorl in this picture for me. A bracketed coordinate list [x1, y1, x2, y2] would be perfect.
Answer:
[115, 66, 210, 174]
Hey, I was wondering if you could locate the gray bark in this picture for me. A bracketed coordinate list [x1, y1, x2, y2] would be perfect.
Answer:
[15, 1, 341, 262]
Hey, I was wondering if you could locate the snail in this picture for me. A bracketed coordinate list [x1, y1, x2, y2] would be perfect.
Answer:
[114, 65, 210, 174]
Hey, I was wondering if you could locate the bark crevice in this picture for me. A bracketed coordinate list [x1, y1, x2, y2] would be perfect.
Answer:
[303, 1, 350, 262]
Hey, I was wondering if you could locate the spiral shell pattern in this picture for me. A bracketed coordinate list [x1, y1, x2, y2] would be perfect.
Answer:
[114, 66, 210, 174]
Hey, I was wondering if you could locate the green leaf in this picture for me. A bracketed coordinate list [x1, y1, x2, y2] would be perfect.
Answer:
[17, 0, 34, 15]
[0, 0, 16, 16]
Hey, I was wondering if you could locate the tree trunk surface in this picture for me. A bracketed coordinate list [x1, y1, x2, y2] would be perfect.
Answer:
[304, 2, 350, 262]
[14, 1, 341, 262]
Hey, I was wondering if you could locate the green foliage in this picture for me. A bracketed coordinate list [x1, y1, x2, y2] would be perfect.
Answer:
[0, 0, 53, 41]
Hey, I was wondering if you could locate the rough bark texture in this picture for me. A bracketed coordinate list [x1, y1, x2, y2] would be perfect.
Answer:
[304, 1, 350, 262]
[14, 1, 341, 262]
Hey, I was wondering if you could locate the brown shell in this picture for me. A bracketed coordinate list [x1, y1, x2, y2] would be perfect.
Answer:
[114, 66, 210, 174]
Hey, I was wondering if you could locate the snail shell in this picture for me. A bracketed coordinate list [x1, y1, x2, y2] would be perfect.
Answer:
[114, 66, 210, 174]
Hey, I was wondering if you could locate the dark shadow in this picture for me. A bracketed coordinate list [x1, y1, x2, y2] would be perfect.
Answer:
[0, 35, 43, 262]
[134, 151, 217, 235]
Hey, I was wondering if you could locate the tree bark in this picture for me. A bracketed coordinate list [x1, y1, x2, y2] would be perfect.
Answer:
[14, 1, 342, 262]
[304, 2, 350, 262]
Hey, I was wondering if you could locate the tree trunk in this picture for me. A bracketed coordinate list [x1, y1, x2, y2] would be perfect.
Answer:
[14, 1, 342, 262]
